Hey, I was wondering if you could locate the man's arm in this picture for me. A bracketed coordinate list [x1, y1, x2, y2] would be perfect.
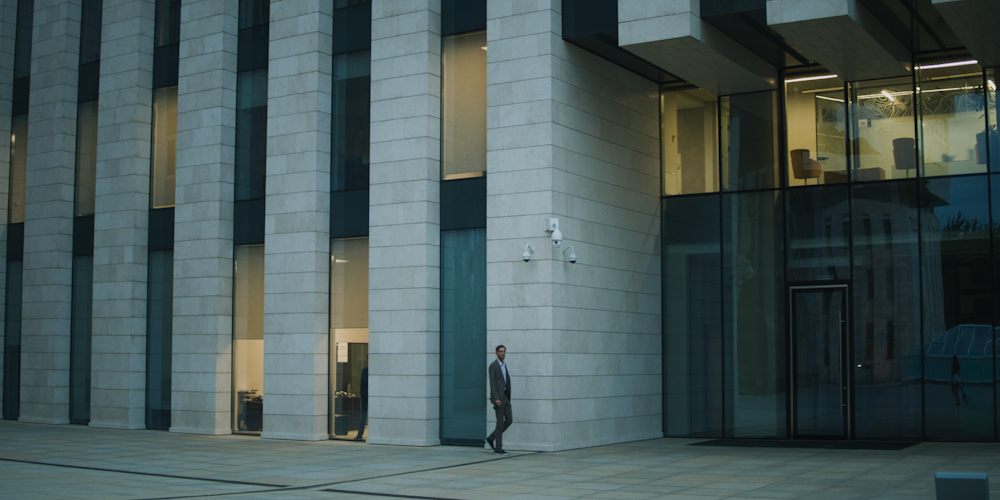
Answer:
[489, 363, 502, 405]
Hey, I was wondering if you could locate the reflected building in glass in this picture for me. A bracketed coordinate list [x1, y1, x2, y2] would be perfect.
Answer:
[4, 0, 1000, 451]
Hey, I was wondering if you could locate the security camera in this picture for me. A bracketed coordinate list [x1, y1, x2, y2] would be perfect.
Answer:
[562, 245, 577, 264]
[522, 244, 534, 262]
[547, 218, 563, 248]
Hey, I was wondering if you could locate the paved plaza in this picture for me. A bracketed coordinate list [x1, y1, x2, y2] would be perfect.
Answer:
[1, 421, 999, 500]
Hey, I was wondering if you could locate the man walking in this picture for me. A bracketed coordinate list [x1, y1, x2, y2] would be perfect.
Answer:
[486, 345, 512, 455]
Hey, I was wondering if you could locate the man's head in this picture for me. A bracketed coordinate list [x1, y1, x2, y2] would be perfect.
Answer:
[496, 345, 506, 362]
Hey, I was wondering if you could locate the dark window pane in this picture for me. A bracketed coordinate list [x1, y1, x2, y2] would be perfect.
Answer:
[662, 195, 722, 437]
[146, 250, 173, 430]
[787, 185, 850, 282]
[2, 261, 23, 420]
[335, 0, 370, 8]
[920, 176, 992, 440]
[722, 91, 778, 191]
[238, 0, 268, 29]
[332, 51, 370, 191]
[440, 229, 487, 443]
[9, 114, 27, 224]
[851, 180, 921, 439]
[70, 255, 94, 425]
[235, 69, 267, 201]
[723, 190, 785, 437]
[79, 0, 103, 65]
[154, 0, 181, 48]
[75, 100, 98, 216]
[14, 0, 34, 80]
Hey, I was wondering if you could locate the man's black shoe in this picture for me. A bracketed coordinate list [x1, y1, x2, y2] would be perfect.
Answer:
[485, 436, 495, 451]
[494, 449, 509, 456]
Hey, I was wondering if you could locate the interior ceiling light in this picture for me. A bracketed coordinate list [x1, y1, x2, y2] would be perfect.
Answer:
[881, 90, 895, 101]
[916, 59, 978, 70]
[816, 95, 844, 103]
[785, 74, 838, 83]
[989, 80, 997, 91]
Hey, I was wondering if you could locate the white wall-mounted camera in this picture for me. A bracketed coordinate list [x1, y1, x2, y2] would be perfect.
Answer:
[562, 245, 577, 264]
[522, 244, 534, 262]
[547, 218, 563, 248]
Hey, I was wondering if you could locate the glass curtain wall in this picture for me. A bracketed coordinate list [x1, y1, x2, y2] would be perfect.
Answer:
[146, 250, 173, 429]
[329, 238, 369, 440]
[233, 245, 264, 433]
[151, 86, 178, 208]
[2, 262, 22, 420]
[442, 31, 487, 179]
[69, 256, 93, 424]
[235, 69, 267, 201]
[661, 89, 719, 195]
[75, 101, 98, 216]
[9, 114, 27, 224]
[440, 229, 487, 443]
[332, 51, 371, 191]
[664, 64, 1000, 441]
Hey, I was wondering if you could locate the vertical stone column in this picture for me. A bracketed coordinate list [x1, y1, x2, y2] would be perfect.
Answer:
[367, 0, 441, 446]
[0, 0, 17, 417]
[261, 0, 331, 441]
[487, 0, 661, 451]
[89, 0, 154, 429]
[169, 0, 237, 436]
[18, 0, 80, 425]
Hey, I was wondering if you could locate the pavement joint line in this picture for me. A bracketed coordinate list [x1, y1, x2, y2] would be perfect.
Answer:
[0, 457, 291, 488]
[321, 489, 456, 500]
[131, 452, 541, 500]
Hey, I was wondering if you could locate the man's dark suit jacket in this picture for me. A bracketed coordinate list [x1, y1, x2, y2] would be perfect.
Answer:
[489, 359, 510, 404]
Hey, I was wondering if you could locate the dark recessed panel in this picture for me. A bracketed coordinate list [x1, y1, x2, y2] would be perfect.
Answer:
[148, 207, 174, 251]
[330, 188, 369, 239]
[78, 61, 100, 102]
[73, 215, 95, 256]
[442, 0, 486, 37]
[234, 198, 265, 246]
[153, 43, 179, 89]
[237, 24, 269, 72]
[562, 0, 617, 38]
[12, 77, 29, 115]
[441, 176, 486, 231]
[7, 223, 23, 261]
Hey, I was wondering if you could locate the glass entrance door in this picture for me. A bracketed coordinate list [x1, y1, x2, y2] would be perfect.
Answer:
[791, 286, 848, 438]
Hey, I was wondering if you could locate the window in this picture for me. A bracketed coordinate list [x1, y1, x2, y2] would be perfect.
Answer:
[785, 75, 847, 186]
[721, 91, 778, 190]
[154, 0, 181, 48]
[9, 114, 27, 223]
[917, 61, 987, 177]
[329, 238, 369, 440]
[849, 76, 916, 181]
[2, 261, 23, 420]
[442, 32, 487, 180]
[146, 250, 173, 430]
[235, 70, 267, 201]
[661, 89, 719, 195]
[69, 256, 94, 425]
[151, 86, 178, 208]
[332, 51, 371, 191]
[233, 245, 264, 433]
[75, 101, 99, 216]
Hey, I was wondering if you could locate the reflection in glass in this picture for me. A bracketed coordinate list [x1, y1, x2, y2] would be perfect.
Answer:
[238, 0, 268, 29]
[332, 51, 371, 191]
[722, 190, 784, 437]
[920, 177, 992, 440]
[662, 195, 722, 437]
[9, 114, 27, 224]
[849, 76, 916, 181]
[69, 255, 94, 425]
[988, 68, 998, 171]
[2, 261, 22, 420]
[146, 250, 173, 430]
[235, 70, 267, 201]
[918, 62, 986, 177]
[791, 287, 845, 437]
[152, 86, 178, 208]
[233, 245, 265, 433]
[993, 174, 1000, 439]
[329, 238, 370, 440]
[662, 89, 719, 195]
[721, 92, 778, 191]
[75, 101, 99, 216]
[851, 181, 921, 439]
[785, 76, 847, 186]
[786, 186, 850, 282]
[440, 229, 487, 443]
[154, 0, 181, 47]
[442, 32, 487, 180]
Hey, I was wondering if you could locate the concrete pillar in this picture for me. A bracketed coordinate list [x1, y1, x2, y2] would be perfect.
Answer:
[261, 0, 331, 441]
[0, 0, 17, 418]
[169, 0, 237, 436]
[19, 0, 81, 425]
[367, 0, 441, 446]
[486, 0, 661, 451]
[89, 0, 154, 429]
